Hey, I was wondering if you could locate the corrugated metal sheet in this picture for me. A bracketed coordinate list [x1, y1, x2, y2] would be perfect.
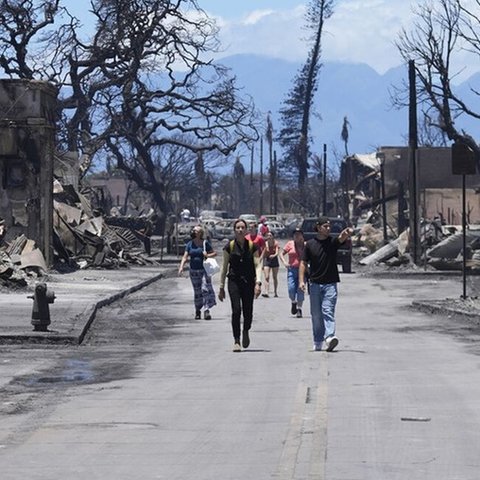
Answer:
[352, 153, 379, 170]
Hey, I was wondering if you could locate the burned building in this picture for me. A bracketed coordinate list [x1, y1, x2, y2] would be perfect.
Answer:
[0, 80, 57, 267]
[340, 146, 480, 235]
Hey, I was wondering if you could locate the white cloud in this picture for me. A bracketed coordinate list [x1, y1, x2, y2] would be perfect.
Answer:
[214, 5, 307, 62]
[209, 0, 416, 73]
[204, 0, 480, 82]
[322, 0, 415, 72]
[242, 9, 276, 26]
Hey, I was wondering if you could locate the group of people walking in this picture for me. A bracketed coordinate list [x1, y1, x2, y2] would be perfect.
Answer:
[178, 216, 353, 353]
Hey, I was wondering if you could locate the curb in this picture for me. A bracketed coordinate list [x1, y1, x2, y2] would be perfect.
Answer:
[0, 273, 164, 345]
[411, 300, 480, 324]
[78, 273, 164, 344]
[361, 270, 461, 278]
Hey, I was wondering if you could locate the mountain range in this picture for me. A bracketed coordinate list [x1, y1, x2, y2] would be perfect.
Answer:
[219, 54, 480, 162]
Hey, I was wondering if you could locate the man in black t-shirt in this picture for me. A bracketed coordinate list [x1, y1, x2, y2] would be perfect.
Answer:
[299, 216, 353, 352]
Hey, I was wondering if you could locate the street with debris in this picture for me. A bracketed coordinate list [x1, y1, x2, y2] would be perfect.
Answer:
[1, 255, 480, 479]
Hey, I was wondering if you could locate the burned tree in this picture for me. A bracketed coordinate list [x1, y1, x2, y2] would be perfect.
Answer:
[0, 0, 259, 222]
[0, 0, 60, 78]
[395, 0, 480, 165]
[277, 0, 334, 189]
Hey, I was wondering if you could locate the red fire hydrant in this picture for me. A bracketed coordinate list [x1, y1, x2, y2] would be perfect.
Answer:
[28, 282, 55, 332]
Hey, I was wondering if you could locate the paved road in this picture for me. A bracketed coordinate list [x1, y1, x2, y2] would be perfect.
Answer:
[1, 267, 480, 479]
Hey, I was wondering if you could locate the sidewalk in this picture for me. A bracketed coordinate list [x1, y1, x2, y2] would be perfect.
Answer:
[0, 259, 177, 344]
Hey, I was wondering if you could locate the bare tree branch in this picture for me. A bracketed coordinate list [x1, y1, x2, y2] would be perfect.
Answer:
[0, 0, 260, 219]
[394, 0, 480, 159]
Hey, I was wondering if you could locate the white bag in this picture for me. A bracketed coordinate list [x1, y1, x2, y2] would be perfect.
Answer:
[204, 257, 220, 276]
[203, 241, 220, 276]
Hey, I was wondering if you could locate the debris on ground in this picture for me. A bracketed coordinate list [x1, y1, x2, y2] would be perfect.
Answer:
[52, 181, 161, 270]
[0, 181, 162, 289]
[354, 217, 480, 273]
[0, 232, 46, 289]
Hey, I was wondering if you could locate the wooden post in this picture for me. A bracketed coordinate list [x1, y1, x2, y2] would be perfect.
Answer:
[408, 60, 420, 264]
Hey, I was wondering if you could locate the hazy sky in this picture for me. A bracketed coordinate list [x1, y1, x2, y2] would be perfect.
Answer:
[196, 0, 415, 74]
[61, 0, 477, 82]
[62, 0, 413, 73]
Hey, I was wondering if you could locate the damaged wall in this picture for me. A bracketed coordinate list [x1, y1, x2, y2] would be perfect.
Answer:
[344, 146, 480, 233]
[381, 146, 480, 225]
[0, 79, 57, 266]
[420, 188, 480, 225]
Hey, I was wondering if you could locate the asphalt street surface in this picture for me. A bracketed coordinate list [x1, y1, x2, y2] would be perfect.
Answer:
[1, 258, 480, 479]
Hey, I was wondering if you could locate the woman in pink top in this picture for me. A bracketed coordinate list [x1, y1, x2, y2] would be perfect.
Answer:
[280, 228, 305, 317]
[262, 231, 280, 297]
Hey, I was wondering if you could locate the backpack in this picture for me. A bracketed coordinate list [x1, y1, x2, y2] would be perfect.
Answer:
[229, 239, 254, 255]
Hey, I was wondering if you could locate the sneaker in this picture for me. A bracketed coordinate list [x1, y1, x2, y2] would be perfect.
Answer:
[262, 293, 269, 298]
[204, 310, 211, 320]
[195, 310, 201, 319]
[313, 343, 322, 351]
[242, 329, 250, 349]
[233, 342, 242, 352]
[291, 302, 298, 315]
[325, 336, 339, 352]
[296, 308, 302, 318]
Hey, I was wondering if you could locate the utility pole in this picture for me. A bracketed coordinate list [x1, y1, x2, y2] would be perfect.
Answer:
[462, 172, 467, 298]
[408, 60, 420, 264]
[269, 148, 273, 214]
[452, 141, 476, 299]
[378, 151, 388, 244]
[259, 137, 264, 214]
[249, 145, 254, 213]
[322, 144, 327, 215]
[250, 145, 254, 186]
[266, 113, 274, 214]
[273, 151, 278, 215]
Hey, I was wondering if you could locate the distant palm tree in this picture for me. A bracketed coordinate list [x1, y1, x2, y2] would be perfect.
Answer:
[341, 116, 351, 156]
[277, 0, 334, 188]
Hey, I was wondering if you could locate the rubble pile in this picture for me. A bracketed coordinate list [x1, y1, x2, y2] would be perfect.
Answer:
[53, 182, 160, 270]
[0, 233, 47, 288]
[427, 229, 480, 271]
[354, 218, 480, 272]
[0, 184, 160, 288]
